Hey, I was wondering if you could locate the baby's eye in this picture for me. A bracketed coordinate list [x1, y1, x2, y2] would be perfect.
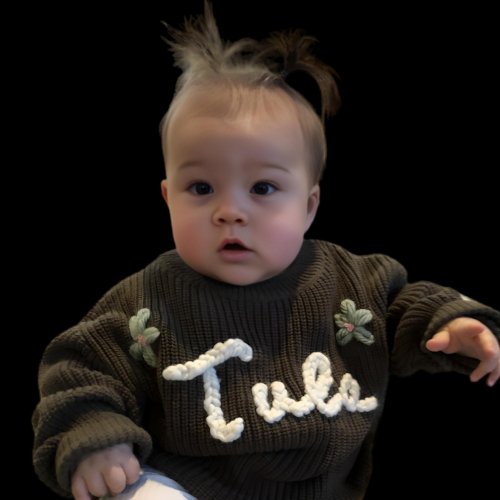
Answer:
[251, 182, 277, 195]
[188, 183, 213, 195]
[187, 182, 277, 196]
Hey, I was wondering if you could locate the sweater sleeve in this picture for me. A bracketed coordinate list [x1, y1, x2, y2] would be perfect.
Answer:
[380, 255, 500, 378]
[31, 275, 154, 498]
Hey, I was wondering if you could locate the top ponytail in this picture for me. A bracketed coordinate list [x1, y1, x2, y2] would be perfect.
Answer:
[159, 0, 342, 186]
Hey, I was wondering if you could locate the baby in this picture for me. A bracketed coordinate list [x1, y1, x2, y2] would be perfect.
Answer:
[32, 2, 500, 500]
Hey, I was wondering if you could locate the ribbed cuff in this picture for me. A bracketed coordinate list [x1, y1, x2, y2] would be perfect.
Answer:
[55, 412, 153, 494]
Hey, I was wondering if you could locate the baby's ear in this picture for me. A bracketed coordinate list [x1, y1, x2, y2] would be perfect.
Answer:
[304, 184, 320, 233]
[161, 179, 169, 206]
[308, 184, 320, 211]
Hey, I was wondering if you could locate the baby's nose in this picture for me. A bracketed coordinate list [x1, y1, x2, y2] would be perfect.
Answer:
[214, 203, 247, 224]
[217, 212, 246, 224]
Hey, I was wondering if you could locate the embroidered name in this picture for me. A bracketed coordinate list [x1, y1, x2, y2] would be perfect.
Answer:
[163, 339, 378, 443]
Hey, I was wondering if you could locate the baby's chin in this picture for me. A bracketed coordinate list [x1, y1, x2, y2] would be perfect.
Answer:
[178, 250, 288, 286]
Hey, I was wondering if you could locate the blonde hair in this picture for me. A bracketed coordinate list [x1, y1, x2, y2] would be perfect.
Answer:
[159, 0, 342, 188]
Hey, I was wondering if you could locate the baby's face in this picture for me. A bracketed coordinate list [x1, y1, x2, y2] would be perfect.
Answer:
[161, 98, 320, 286]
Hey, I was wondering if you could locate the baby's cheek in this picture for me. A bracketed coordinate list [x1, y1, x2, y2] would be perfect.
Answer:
[171, 214, 205, 254]
[262, 214, 304, 264]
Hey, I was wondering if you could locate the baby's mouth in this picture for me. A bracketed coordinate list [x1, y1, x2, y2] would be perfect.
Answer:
[223, 243, 247, 250]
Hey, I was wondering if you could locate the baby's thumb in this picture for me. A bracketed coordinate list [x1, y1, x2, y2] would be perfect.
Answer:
[426, 330, 450, 352]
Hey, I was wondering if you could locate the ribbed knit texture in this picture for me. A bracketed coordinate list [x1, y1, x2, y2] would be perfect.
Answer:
[32, 239, 500, 499]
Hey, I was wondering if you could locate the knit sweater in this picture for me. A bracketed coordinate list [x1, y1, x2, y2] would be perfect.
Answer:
[32, 239, 500, 500]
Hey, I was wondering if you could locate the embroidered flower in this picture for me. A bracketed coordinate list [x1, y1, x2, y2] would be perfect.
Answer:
[129, 308, 160, 367]
[334, 299, 374, 346]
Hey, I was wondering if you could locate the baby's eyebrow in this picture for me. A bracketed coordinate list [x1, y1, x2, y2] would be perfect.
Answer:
[179, 160, 290, 173]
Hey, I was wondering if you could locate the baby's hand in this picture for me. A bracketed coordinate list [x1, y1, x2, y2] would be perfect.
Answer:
[71, 442, 140, 500]
[426, 317, 500, 387]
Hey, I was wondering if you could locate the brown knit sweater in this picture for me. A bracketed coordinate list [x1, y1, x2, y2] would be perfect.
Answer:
[32, 239, 500, 500]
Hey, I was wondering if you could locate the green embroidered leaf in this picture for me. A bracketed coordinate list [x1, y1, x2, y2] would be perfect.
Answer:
[136, 309, 151, 330]
[354, 325, 372, 339]
[129, 342, 144, 360]
[334, 314, 348, 328]
[353, 326, 374, 345]
[142, 326, 160, 344]
[336, 328, 353, 346]
[340, 300, 356, 318]
[129, 316, 140, 340]
[142, 344, 158, 368]
[354, 309, 372, 325]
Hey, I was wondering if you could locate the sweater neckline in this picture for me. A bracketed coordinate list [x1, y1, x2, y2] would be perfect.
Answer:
[161, 239, 326, 302]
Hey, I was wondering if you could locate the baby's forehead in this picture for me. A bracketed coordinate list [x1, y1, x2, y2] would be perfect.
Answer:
[172, 86, 300, 130]
[171, 106, 303, 159]
[165, 86, 310, 180]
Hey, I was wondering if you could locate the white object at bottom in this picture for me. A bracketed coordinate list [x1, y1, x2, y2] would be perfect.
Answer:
[99, 465, 197, 500]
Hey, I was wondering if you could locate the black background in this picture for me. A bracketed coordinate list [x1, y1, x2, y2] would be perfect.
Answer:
[24, 1, 498, 499]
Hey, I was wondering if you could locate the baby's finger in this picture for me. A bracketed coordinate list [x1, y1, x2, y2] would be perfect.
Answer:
[123, 455, 141, 485]
[71, 474, 92, 500]
[470, 348, 499, 384]
[103, 466, 128, 496]
[426, 331, 450, 352]
[85, 473, 110, 498]
[486, 357, 500, 387]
